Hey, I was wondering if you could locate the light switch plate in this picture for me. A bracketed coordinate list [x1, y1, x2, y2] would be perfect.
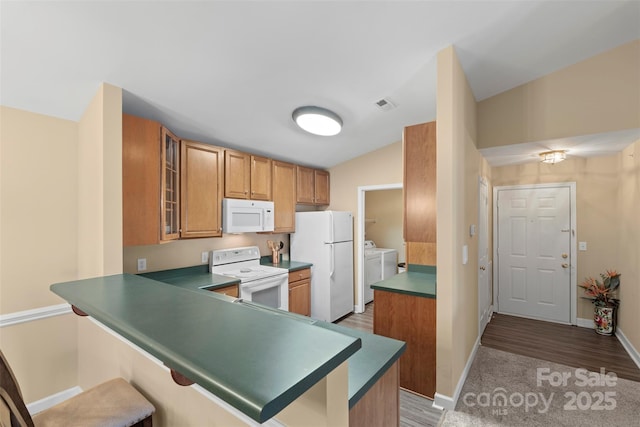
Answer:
[579, 242, 587, 251]
[462, 245, 468, 265]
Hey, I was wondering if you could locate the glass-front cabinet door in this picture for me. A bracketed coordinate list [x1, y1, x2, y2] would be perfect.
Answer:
[161, 127, 180, 241]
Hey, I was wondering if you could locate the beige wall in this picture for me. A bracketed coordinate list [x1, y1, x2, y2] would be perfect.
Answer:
[436, 45, 485, 398]
[478, 39, 640, 149]
[617, 139, 640, 352]
[1, 107, 79, 312]
[364, 189, 404, 264]
[77, 84, 123, 278]
[328, 141, 403, 302]
[0, 106, 80, 401]
[492, 156, 622, 320]
[123, 233, 290, 274]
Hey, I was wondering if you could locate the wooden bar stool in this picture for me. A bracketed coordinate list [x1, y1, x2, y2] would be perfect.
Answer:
[1, 349, 154, 427]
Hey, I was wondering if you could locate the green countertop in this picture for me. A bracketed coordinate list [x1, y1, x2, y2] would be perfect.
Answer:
[315, 322, 405, 408]
[143, 264, 405, 407]
[260, 257, 313, 272]
[371, 269, 437, 298]
[140, 265, 239, 294]
[51, 274, 361, 423]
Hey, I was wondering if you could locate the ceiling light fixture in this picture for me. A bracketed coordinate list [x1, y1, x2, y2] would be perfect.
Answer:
[539, 150, 567, 164]
[292, 106, 342, 136]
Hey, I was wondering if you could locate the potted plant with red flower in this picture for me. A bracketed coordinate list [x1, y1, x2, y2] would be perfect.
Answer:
[579, 270, 620, 335]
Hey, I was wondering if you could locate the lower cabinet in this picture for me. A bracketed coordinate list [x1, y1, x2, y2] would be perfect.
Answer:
[288, 268, 311, 316]
[349, 361, 400, 427]
[211, 284, 238, 298]
[373, 290, 436, 398]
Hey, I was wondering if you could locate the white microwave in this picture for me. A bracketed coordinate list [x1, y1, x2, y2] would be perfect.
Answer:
[222, 198, 275, 233]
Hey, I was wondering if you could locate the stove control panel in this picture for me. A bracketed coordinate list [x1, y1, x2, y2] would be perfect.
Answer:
[210, 246, 261, 268]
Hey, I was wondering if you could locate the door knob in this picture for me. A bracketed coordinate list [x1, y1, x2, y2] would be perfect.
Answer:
[480, 266, 486, 271]
[561, 253, 568, 259]
[562, 263, 569, 268]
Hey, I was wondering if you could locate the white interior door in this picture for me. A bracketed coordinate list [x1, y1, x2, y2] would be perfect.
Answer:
[478, 177, 490, 335]
[496, 185, 572, 323]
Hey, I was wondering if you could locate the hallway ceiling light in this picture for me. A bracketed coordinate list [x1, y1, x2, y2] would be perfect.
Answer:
[292, 106, 342, 136]
[539, 150, 567, 164]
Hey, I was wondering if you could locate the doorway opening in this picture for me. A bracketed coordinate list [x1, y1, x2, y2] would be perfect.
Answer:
[356, 183, 403, 313]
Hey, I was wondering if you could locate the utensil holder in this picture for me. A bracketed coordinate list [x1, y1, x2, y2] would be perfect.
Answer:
[272, 250, 279, 265]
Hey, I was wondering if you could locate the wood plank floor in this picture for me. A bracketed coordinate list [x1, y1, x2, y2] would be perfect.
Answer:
[482, 313, 640, 382]
[335, 301, 374, 333]
[336, 303, 443, 427]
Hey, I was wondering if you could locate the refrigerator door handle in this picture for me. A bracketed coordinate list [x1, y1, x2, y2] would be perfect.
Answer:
[329, 244, 335, 278]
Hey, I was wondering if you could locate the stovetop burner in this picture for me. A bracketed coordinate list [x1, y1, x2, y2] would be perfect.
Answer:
[210, 246, 287, 283]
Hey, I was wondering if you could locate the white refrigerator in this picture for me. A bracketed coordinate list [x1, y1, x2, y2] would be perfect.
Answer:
[290, 211, 354, 322]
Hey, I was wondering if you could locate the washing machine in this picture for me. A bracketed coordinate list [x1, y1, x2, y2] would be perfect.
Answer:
[366, 240, 398, 280]
[364, 241, 381, 304]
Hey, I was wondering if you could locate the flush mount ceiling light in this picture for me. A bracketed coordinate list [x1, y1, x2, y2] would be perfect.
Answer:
[539, 150, 567, 164]
[292, 106, 342, 136]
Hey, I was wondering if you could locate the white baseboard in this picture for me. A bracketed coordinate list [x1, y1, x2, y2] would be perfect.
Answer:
[616, 327, 640, 370]
[27, 386, 82, 415]
[433, 392, 454, 411]
[433, 336, 481, 411]
[0, 303, 71, 328]
[576, 317, 594, 328]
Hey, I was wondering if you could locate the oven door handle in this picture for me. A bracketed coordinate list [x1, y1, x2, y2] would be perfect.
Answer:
[243, 275, 287, 293]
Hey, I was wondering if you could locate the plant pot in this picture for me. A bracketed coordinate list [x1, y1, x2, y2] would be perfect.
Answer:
[594, 305, 617, 336]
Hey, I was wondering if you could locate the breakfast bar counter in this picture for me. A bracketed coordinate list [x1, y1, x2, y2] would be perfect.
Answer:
[51, 272, 406, 424]
[51, 274, 360, 423]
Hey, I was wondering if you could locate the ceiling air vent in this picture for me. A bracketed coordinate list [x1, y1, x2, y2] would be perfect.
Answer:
[375, 97, 397, 112]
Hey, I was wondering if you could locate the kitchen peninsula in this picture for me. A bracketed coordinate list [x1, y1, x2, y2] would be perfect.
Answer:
[51, 272, 405, 425]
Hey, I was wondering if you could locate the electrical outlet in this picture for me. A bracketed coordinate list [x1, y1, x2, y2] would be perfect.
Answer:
[201, 251, 209, 263]
[137, 258, 147, 272]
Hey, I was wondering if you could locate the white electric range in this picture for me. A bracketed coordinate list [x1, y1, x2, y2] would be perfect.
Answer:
[210, 246, 289, 311]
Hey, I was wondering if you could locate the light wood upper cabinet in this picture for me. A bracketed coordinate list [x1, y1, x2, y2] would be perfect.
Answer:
[162, 127, 181, 241]
[403, 121, 436, 265]
[180, 140, 224, 239]
[224, 149, 251, 199]
[123, 114, 181, 246]
[250, 155, 272, 200]
[314, 170, 330, 205]
[296, 166, 330, 205]
[272, 161, 297, 233]
[296, 166, 315, 204]
[224, 150, 272, 200]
